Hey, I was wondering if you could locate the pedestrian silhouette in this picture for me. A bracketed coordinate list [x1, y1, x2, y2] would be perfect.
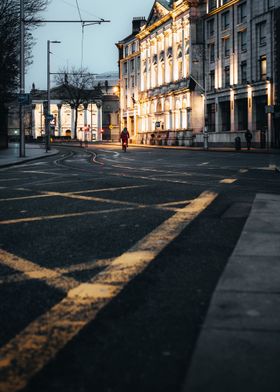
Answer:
[245, 130, 252, 150]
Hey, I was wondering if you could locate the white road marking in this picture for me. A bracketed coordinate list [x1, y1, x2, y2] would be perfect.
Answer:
[0, 191, 217, 392]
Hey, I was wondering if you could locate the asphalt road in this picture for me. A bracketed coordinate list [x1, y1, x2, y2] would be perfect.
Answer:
[0, 144, 280, 392]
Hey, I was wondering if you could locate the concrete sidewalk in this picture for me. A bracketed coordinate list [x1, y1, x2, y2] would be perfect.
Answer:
[0, 143, 59, 168]
[183, 193, 280, 392]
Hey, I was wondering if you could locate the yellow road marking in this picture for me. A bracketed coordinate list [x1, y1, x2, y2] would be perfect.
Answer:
[0, 194, 51, 202]
[0, 249, 79, 292]
[43, 191, 146, 207]
[0, 258, 113, 286]
[0, 191, 217, 392]
[220, 178, 237, 184]
[0, 207, 138, 225]
[156, 199, 191, 207]
[0, 185, 147, 202]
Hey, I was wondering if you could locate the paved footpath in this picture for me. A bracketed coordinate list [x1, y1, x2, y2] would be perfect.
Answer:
[183, 193, 280, 392]
[0, 143, 58, 167]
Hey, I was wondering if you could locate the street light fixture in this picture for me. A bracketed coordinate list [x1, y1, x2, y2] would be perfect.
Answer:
[45, 40, 61, 152]
[19, 0, 25, 157]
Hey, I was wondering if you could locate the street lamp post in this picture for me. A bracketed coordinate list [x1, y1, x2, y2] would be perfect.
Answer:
[45, 40, 61, 152]
[19, 0, 25, 157]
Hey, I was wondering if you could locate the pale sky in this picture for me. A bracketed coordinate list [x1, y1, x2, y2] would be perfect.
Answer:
[26, 0, 154, 90]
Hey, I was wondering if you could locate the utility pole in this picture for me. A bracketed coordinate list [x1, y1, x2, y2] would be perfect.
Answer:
[45, 40, 61, 152]
[19, 0, 25, 157]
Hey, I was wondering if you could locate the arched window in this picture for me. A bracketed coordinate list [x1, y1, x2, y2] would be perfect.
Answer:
[167, 46, 173, 58]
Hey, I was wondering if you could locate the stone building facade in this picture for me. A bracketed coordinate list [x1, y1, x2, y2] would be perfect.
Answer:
[116, 17, 146, 140]
[117, 0, 280, 147]
[11, 72, 120, 143]
[203, 0, 280, 147]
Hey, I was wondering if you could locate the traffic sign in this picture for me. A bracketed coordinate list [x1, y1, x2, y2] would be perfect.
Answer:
[18, 93, 30, 105]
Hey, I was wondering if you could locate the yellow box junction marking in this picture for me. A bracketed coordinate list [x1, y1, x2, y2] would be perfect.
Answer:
[220, 178, 237, 184]
[0, 191, 217, 392]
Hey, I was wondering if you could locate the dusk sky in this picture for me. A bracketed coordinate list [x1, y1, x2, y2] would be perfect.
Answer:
[26, 0, 154, 90]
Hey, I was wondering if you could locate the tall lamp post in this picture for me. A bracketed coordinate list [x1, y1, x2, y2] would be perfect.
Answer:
[19, 0, 25, 157]
[45, 40, 61, 152]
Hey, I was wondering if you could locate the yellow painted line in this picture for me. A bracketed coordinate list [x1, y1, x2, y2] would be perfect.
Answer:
[54, 258, 113, 274]
[0, 249, 79, 293]
[0, 191, 217, 392]
[220, 178, 237, 184]
[0, 207, 137, 225]
[43, 191, 145, 207]
[0, 185, 147, 203]
[0, 194, 51, 202]
[156, 199, 191, 207]
[70, 185, 147, 194]
[0, 256, 112, 286]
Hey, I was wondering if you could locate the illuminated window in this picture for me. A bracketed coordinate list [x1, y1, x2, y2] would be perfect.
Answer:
[259, 55, 267, 80]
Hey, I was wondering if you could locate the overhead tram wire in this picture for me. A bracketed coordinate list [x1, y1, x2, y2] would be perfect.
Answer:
[75, 0, 84, 68]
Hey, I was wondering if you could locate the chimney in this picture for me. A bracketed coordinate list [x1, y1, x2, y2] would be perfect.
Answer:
[132, 17, 146, 34]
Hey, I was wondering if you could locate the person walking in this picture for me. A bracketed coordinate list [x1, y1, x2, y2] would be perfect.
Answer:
[245, 129, 253, 150]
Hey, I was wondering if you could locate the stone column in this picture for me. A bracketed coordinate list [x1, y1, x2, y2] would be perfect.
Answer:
[182, 21, 187, 78]
[149, 41, 153, 88]
[57, 103, 62, 137]
[140, 43, 145, 91]
[31, 104, 36, 139]
[230, 89, 235, 132]
[70, 104, 75, 139]
[146, 43, 150, 90]
[96, 100, 103, 141]
[186, 108, 191, 129]
[164, 30, 169, 84]
[83, 103, 88, 127]
[172, 25, 177, 81]
[215, 97, 220, 133]
[247, 86, 253, 131]
[156, 35, 162, 86]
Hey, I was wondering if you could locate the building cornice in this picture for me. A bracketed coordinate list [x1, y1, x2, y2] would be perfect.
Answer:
[137, 1, 191, 40]
[120, 51, 141, 63]
[207, 0, 240, 17]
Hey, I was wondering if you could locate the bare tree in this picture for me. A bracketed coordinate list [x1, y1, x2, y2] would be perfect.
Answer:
[0, 0, 49, 147]
[54, 67, 102, 139]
